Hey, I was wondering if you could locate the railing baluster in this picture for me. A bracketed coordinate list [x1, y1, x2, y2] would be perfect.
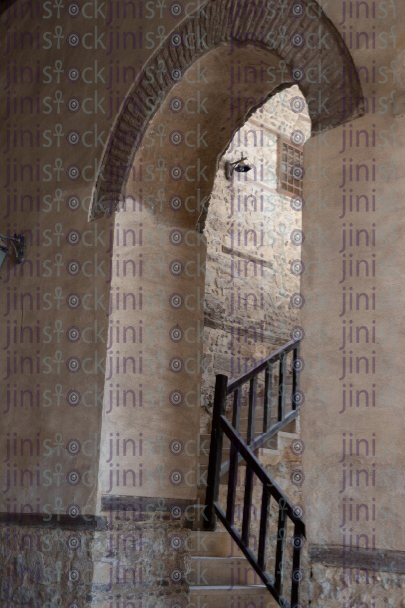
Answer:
[241, 377, 257, 547]
[242, 467, 254, 547]
[291, 524, 302, 605]
[274, 506, 287, 597]
[278, 354, 286, 422]
[258, 485, 270, 569]
[292, 344, 300, 411]
[226, 389, 241, 524]
[263, 363, 272, 433]
[247, 377, 257, 445]
[233, 387, 242, 434]
[204, 374, 228, 531]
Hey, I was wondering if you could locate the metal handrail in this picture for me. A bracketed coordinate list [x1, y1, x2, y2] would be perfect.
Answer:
[204, 340, 305, 608]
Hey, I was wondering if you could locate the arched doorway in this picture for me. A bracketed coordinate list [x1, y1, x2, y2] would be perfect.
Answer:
[95, 12, 363, 505]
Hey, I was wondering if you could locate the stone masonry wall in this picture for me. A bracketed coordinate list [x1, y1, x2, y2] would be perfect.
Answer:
[0, 508, 192, 608]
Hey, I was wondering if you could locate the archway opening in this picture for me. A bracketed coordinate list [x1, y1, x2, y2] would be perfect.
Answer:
[97, 44, 299, 503]
[94, 4, 363, 510]
[201, 85, 311, 434]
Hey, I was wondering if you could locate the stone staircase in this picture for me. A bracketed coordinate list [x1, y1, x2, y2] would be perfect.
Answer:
[90, 421, 304, 608]
[91, 346, 306, 608]
[188, 417, 303, 608]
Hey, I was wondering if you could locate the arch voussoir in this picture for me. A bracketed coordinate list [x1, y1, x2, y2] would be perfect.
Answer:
[90, 0, 364, 221]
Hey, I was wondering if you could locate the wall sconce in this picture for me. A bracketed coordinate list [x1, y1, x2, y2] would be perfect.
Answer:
[0, 233, 25, 277]
[225, 156, 252, 180]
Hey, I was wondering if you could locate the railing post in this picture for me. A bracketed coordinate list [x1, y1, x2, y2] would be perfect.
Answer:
[204, 374, 228, 531]
[241, 376, 257, 547]
[291, 524, 302, 605]
[226, 388, 241, 524]
[274, 505, 287, 598]
[263, 361, 273, 433]
[292, 343, 300, 411]
[278, 353, 286, 422]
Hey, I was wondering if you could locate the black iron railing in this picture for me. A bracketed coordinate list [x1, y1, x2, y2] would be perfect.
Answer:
[204, 340, 305, 608]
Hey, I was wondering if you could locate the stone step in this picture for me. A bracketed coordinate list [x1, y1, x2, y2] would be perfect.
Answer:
[93, 557, 264, 596]
[197, 442, 300, 488]
[198, 440, 296, 466]
[190, 557, 262, 587]
[276, 432, 301, 462]
[189, 585, 269, 608]
[188, 530, 244, 557]
[258, 449, 281, 466]
[199, 434, 271, 465]
[199, 456, 300, 490]
[205, 418, 300, 447]
[199, 426, 300, 466]
[237, 417, 295, 434]
[206, 412, 299, 434]
[199, 449, 250, 467]
[196, 464, 253, 488]
[199, 452, 269, 467]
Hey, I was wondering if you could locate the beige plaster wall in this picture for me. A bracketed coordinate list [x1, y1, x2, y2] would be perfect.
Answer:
[301, 3, 404, 553]
[0, 0, 173, 515]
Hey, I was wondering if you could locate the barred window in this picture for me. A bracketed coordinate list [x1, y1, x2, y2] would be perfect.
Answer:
[277, 137, 304, 198]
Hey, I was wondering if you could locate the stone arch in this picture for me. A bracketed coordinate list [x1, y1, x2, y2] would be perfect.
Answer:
[90, 0, 364, 221]
[95, 2, 364, 503]
[96, 45, 299, 502]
